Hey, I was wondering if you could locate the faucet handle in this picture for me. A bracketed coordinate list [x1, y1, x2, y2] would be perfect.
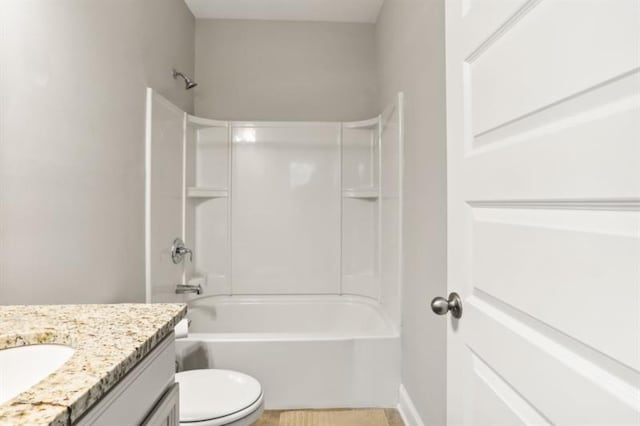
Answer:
[171, 238, 193, 264]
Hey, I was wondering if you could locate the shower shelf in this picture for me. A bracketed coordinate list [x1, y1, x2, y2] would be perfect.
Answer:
[186, 187, 229, 199]
[342, 189, 379, 199]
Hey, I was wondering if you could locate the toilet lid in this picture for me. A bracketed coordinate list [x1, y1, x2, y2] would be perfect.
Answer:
[176, 369, 262, 422]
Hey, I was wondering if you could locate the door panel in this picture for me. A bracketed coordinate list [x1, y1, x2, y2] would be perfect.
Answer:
[465, 71, 640, 199]
[467, 297, 639, 424]
[469, 0, 638, 136]
[473, 207, 640, 369]
[471, 352, 548, 426]
[462, 0, 529, 57]
[446, 0, 640, 424]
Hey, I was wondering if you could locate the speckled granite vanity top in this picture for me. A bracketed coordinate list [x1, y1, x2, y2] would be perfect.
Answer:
[0, 303, 186, 425]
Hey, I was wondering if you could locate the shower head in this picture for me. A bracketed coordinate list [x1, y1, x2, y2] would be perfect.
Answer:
[172, 69, 198, 90]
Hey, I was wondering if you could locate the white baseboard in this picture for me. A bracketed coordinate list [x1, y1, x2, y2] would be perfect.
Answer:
[397, 384, 425, 426]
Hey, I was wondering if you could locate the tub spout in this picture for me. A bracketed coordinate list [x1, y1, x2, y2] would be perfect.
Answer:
[175, 284, 202, 295]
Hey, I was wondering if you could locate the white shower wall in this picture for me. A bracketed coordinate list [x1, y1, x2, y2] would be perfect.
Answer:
[146, 93, 403, 322]
[184, 118, 230, 294]
[341, 118, 380, 299]
[231, 124, 342, 294]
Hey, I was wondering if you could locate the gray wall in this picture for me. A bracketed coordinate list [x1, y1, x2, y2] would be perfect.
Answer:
[376, 0, 447, 424]
[0, 0, 195, 304]
[194, 19, 378, 121]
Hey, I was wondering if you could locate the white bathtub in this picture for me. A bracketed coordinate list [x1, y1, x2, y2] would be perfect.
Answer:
[174, 295, 401, 409]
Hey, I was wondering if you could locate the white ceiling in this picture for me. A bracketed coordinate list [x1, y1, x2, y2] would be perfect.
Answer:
[184, 0, 384, 23]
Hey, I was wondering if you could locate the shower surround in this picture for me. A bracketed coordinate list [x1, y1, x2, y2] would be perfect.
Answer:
[145, 89, 404, 408]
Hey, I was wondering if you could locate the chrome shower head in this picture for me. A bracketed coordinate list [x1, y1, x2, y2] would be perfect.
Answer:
[172, 69, 198, 90]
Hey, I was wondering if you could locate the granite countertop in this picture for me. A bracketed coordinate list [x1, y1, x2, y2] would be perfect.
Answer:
[0, 303, 186, 425]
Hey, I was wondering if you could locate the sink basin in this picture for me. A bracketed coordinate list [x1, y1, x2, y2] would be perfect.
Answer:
[0, 344, 75, 405]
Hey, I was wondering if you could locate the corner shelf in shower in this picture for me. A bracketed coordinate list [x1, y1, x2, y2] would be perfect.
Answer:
[342, 189, 379, 199]
[186, 187, 229, 199]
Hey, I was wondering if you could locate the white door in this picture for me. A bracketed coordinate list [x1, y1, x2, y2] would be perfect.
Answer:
[145, 89, 186, 302]
[445, 0, 640, 424]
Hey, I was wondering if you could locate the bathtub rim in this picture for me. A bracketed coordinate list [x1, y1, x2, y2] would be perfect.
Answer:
[181, 294, 400, 340]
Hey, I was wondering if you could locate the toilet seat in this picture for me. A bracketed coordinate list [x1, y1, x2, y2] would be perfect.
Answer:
[176, 369, 264, 425]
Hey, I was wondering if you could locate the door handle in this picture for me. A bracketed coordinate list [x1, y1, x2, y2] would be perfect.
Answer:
[430, 292, 463, 319]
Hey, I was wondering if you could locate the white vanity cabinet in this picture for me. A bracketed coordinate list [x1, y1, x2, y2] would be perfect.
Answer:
[75, 333, 179, 426]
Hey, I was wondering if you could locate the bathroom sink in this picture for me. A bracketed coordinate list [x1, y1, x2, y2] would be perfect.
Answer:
[0, 344, 75, 405]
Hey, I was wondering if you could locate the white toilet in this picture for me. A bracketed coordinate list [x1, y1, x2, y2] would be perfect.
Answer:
[176, 369, 264, 426]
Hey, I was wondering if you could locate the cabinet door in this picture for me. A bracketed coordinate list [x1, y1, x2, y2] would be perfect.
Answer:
[142, 383, 180, 426]
[75, 336, 176, 426]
